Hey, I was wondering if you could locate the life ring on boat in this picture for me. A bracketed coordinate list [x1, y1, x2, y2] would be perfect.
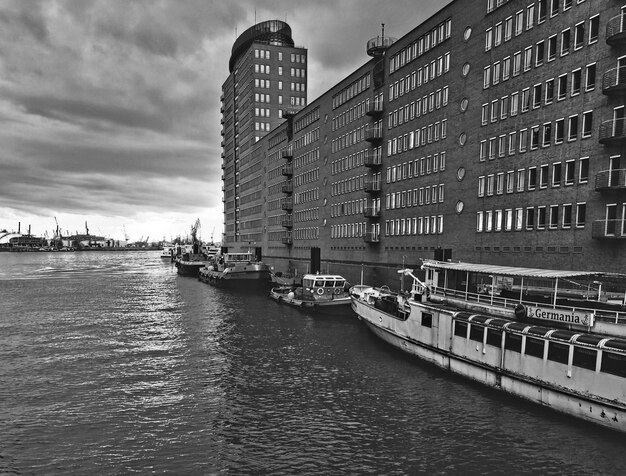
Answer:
[514, 303, 527, 321]
[334, 288, 341, 294]
[316, 287, 324, 295]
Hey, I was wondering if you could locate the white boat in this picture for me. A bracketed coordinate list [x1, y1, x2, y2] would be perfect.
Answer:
[270, 274, 351, 312]
[198, 252, 271, 288]
[350, 261, 626, 433]
[160, 244, 175, 259]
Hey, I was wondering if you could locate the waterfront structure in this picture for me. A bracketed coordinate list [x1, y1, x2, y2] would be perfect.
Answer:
[221, 20, 308, 250]
[220, 2, 626, 283]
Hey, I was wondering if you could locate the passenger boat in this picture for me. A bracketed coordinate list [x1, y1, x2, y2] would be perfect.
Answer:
[269, 274, 352, 311]
[198, 252, 271, 287]
[160, 244, 175, 259]
[350, 261, 626, 432]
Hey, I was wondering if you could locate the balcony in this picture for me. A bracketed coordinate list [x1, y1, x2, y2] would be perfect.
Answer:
[364, 206, 380, 218]
[365, 99, 384, 117]
[595, 169, 626, 191]
[606, 13, 626, 46]
[282, 232, 293, 245]
[367, 35, 397, 57]
[365, 125, 383, 142]
[592, 220, 626, 239]
[281, 163, 293, 176]
[281, 198, 293, 210]
[363, 231, 381, 243]
[364, 150, 382, 168]
[599, 118, 626, 145]
[281, 214, 293, 228]
[281, 180, 293, 194]
[364, 179, 381, 193]
[282, 146, 293, 159]
[602, 66, 626, 95]
[283, 108, 298, 119]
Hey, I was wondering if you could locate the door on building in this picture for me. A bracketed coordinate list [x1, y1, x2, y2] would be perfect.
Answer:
[609, 156, 622, 187]
[255, 247, 262, 262]
[310, 247, 320, 274]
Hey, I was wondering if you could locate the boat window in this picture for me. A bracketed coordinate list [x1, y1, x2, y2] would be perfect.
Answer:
[525, 337, 545, 358]
[547, 342, 569, 364]
[315, 280, 324, 287]
[572, 347, 596, 370]
[486, 329, 502, 347]
[504, 333, 522, 353]
[469, 324, 484, 342]
[601, 351, 626, 378]
[303, 279, 314, 288]
[454, 321, 468, 338]
[421, 313, 433, 328]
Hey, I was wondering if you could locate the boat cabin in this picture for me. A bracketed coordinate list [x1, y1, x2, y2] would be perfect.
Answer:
[302, 274, 347, 295]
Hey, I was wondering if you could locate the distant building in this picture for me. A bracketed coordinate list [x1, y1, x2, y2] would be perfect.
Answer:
[219, 2, 626, 284]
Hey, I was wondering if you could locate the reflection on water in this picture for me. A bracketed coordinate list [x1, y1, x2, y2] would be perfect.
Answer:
[1, 251, 626, 475]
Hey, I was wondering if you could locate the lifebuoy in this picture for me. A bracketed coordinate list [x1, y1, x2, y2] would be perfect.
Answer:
[514, 303, 526, 320]
[316, 287, 324, 295]
[334, 288, 341, 294]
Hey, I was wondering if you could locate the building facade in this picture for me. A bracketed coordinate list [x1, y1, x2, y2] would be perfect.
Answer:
[220, 1, 626, 285]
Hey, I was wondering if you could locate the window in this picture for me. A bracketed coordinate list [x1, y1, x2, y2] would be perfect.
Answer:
[493, 61, 501, 85]
[517, 169, 525, 192]
[491, 100, 498, 122]
[565, 160, 575, 185]
[497, 172, 505, 194]
[477, 211, 484, 232]
[550, 0, 559, 17]
[519, 128, 528, 152]
[494, 22, 503, 46]
[504, 17, 513, 42]
[505, 333, 522, 353]
[531, 125, 540, 149]
[601, 352, 626, 378]
[555, 118, 565, 143]
[542, 122, 552, 146]
[485, 28, 493, 51]
[537, 206, 547, 229]
[527, 4, 535, 30]
[535, 41, 545, 67]
[562, 204, 572, 228]
[523, 46, 532, 71]
[470, 324, 484, 342]
[548, 35, 557, 61]
[481, 103, 489, 125]
[589, 15, 599, 44]
[515, 10, 524, 36]
[422, 313, 433, 328]
[579, 157, 589, 183]
[540, 164, 549, 188]
[508, 132, 516, 155]
[510, 91, 519, 116]
[533, 84, 542, 108]
[502, 56, 511, 80]
[521, 88, 530, 112]
[585, 63, 596, 91]
[568, 115, 579, 141]
[526, 207, 535, 229]
[500, 97, 509, 119]
[576, 202, 586, 227]
[487, 328, 502, 347]
[573, 347, 596, 370]
[547, 342, 569, 364]
[552, 162, 562, 186]
[525, 337, 545, 358]
[545, 78, 554, 103]
[484, 66, 491, 89]
[454, 321, 468, 338]
[538, 0, 547, 23]
[561, 28, 571, 56]
[506, 171, 515, 193]
[574, 22, 585, 50]
[528, 167, 537, 190]
[571, 69, 581, 96]
[515, 208, 523, 230]
[582, 111, 593, 138]
[549, 205, 559, 228]
[557, 74, 568, 100]
[513, 51, 522, 76]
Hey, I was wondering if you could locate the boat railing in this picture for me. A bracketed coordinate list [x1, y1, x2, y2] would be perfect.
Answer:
[430, 286, 626, 324]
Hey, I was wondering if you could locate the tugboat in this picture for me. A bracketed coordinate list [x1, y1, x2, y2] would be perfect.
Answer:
[174, 219, 211, 277]
[270, 274, 352, 312]
[198, 251, 271, 288]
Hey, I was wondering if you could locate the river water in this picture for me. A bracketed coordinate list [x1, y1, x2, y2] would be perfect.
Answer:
[1, 250, 625, 475]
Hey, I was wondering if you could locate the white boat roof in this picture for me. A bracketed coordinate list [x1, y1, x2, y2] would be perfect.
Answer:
[303, 274, 346, 280]
[422, 259, 626, 280]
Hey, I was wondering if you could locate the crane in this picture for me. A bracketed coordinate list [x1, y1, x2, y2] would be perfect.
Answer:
[191, 219, 201, 244]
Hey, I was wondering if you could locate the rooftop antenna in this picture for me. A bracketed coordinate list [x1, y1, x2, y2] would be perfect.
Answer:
[382, 23, 385, 39]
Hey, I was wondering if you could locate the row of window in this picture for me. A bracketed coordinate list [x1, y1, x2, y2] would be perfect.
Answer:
[292, 227, 319, 240]
[388, 52, 451, 102]
[293, 128, 319, 151]
[478, 158, 589, 197]
[483, 41, 596, 91]
[331, 198, 367, 218]
[387, 86, 449, 130]
[485, 0, 591, 52]
[331, 124, 367, 153]
[452, 318, 625, 378]
[294, 106, 320, 133]
[294, 208, 319, 223]
[389, 18, 452, 74]
[331, 148, 371, 175]
[386, 152, 447, 183]
[253, 50, 306, 64]
[331, 221, 368, 239]
[387, 120, 448, 157]
[479, 112, 592, 160]
[476, 202, 587, 232]
[332, 98, 370, 132]
[294, 187, 319, 205]
[253, 64, 308, 78]
[331, 174, 366, 196]
[386, 184, 445, 209]
[294, 167, 319, 187]
[481, 64, 596, 125]
[385, 215, 444, 236]
[293, 148, 319, 169]
[332, 73, 371, 109]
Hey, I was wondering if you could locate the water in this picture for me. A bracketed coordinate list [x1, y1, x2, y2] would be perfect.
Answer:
[1, 251, 626, 475]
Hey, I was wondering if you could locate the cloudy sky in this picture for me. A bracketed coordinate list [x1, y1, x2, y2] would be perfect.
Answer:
[0, 0, 446, 244]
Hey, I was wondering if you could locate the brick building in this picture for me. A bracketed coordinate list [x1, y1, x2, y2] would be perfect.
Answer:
[220, 1, 626, 286]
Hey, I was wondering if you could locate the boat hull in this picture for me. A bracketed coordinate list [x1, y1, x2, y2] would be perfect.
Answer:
[351, 295, 626, 433]
[270, 287, 352, 313]
[175, 261, 208, 277]
[199, 268, 271, 288]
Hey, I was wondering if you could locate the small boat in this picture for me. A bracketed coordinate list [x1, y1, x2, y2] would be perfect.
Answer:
[198, 252, 271, 287]
[270, 274, 352, 311]
[350, 261, 626, 432]
[160, 244, 175, 259]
